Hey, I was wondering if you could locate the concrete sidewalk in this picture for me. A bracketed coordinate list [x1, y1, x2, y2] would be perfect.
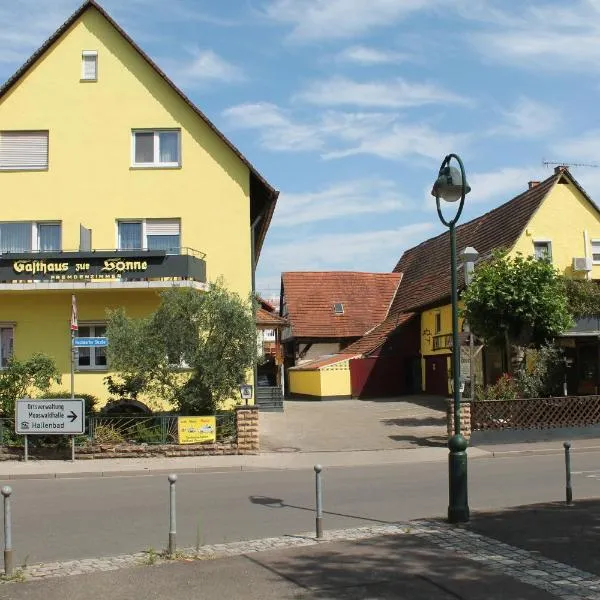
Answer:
[0, 446, 492, 479]
[0, 528, 555, 600]
[2, 435, 600, 479]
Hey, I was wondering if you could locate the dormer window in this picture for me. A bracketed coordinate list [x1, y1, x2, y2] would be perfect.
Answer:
[333, 302, 344, 315]
[81, 51, 98, 81]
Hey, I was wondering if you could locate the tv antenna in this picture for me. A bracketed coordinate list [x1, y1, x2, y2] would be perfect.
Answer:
[542, 160, 600, 169]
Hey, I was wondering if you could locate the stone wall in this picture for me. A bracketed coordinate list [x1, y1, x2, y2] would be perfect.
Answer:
[0, 406, 261, 460]
[446, 399, 472, 441]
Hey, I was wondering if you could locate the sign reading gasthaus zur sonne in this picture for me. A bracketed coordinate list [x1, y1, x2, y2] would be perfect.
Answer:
[15, 399, 85, 435]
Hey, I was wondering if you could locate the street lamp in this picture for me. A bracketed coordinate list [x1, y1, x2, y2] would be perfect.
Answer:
[431, 153, 471, 524]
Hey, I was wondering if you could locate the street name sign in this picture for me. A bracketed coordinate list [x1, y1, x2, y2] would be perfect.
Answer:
[16, 399, 85, 435]
[73, 337, 108, 347]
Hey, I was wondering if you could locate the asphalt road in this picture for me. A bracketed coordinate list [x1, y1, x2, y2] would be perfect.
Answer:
[4, 450, 600, 565]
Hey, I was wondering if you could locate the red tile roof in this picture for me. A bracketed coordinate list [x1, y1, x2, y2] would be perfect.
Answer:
[256, 307, 287, 327]
[281, 271, 402, 339]
[0, 0, 278, 258]
[390, 169, 572, 316]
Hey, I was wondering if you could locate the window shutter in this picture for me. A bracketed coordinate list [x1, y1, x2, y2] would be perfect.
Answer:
[146, 219, 180, 236]
[82, 52, 97, 80]
[0, 131, 48, 170]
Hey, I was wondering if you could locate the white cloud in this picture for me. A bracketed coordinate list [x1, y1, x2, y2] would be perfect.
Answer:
[297, 76, 468, 108]
[468, 1, 600, 72]
[492, 97, 560, 138]
[336, 45, 409, 66]
[273, 179, 408, 227]
[552, 130, 600, 163]
[263, 0, 442, 42]
[222, 103, 324, 151]
[467, 166, 540, 204]
[256, 222, 436, 291]
[323, 121, 468, 162]
[174, 49, 244, 87]
[224, 102, 466, 162]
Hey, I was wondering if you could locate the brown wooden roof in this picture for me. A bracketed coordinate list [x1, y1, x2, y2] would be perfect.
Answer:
[281, 271, 402, 339]
[342, 312, 416, 356]
[0, 0, 278, 258]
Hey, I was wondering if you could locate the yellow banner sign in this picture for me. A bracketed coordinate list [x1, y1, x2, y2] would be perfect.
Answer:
[177, 416, 216, 444]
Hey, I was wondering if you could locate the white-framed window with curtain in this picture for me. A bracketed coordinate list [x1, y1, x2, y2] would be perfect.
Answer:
[76, 324, 107, 370]
[0, 326, 14, 368]
[0, 131, 48, 170]
[0, 222, 61, 253]
[533, 240, 552, 261]
[131, 129, 180, 168]
[117, 219, 180, 253]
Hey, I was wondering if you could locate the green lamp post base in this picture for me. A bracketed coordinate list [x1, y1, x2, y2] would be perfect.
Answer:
[448, 433, 470, 523]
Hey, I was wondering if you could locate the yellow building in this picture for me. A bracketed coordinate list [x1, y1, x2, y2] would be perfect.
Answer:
[0, 1, 278, 408]
[389, 167, 600, 396]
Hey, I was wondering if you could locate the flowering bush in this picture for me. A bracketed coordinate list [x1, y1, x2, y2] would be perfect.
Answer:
[475, 373, 519, 400]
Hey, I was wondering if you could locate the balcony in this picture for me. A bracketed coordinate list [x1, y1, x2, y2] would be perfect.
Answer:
[0, 247, 207, 291]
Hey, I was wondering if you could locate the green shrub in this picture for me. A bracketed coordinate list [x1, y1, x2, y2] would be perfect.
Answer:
[131, 421, 163, 444]
[92, 424, 125, 445]
[0, 354, 61, 417]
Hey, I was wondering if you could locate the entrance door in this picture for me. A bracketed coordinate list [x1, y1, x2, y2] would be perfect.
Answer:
[425, 355, 449, 396]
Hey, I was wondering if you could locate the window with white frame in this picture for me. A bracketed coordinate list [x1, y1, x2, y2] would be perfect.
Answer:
[117, 219, 180, 253]
[0, 222, 60, 253]
[132, 130, 180, 167]
[76, 324, 107, 370]
[0, 131, 48, 170]
[0, 327, 13, 368]
[592, 240, 600, 263]
[81, 51, 97, 81]
[533, 240, 552, 261]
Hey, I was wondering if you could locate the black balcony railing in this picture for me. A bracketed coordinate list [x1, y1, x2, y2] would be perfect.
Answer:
[0, 247, 206, 284]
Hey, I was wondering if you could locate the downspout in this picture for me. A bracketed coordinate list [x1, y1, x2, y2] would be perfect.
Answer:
[584, 229, 590, 280]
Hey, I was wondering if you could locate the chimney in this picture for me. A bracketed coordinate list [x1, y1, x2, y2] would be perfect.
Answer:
[528, 181, 540, 190]
[554, 165, 569, 174]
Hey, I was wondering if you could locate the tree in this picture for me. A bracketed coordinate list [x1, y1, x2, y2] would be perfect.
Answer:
[461, 252, 572, 371]
[106, 280, 258, 414]
[0, 354, 61, 416]
[563, 278, 600, 318]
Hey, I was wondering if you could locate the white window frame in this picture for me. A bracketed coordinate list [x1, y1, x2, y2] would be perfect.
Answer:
[116, 218, 180, 251]
[591, 239, 600, 264]
[0, 221, 61, 253]
[81, 50, 98, 81]
[131, 129, 181, 168]
[76, 323, 107, 371]
[533, 239, 552, 261]
[0, 325, 14, 369]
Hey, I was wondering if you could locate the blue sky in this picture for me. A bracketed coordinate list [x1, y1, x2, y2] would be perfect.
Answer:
[2, 1, 600, 299]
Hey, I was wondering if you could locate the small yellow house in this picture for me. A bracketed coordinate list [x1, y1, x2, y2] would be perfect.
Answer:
[0, 1, 278, 408]
[389, 167, 600, 396]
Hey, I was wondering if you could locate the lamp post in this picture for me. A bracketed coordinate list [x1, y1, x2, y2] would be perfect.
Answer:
[431, 153, 471, 524]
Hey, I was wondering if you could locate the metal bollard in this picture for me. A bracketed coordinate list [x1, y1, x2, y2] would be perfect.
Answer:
[168, 474, 177, 557]
[1, 486, 13, 576]
[314, 464, 323, 539]
[564, 442, 573, 505]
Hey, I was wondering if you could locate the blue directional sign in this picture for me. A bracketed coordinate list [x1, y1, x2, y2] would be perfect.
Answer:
[73, 337, 108, 347]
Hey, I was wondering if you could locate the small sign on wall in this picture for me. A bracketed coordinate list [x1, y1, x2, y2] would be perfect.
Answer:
[177, 416, 216, 444]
